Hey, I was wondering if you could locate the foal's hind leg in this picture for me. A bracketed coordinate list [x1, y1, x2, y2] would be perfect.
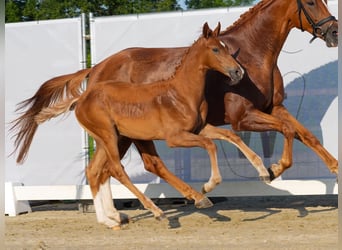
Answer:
[99, 136, 133, 223]
[90, 126, 166, 220]
[133, 140, 213, 208]
[98, 175, 130, 225]
[85, 147, 122, 229]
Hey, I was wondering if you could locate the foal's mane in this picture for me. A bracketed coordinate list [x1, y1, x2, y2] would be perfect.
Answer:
[222, 0, 272, 34]
[167, 34, 204, 80]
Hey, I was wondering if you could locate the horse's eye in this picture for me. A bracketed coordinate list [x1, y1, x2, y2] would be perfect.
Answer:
[212, 48, 219, 53]
[306, 1, 314, 6]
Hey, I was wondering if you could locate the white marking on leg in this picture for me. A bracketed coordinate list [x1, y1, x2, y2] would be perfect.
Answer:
[94, 189, 120, 228]
[100, 178, 121, 222]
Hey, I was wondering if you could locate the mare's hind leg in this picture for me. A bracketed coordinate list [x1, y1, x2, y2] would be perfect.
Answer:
[199, 124, 270, 183]
[133, 140, 213, 208]
[85, 146, 122, 229]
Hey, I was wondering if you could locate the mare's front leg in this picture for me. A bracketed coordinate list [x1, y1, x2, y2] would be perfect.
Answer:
[268, 66, 338, 178]
[225, 100, 295, 181]
[199, 124, 270, 183]
[271, 105, 338, 177]
[166, 131, 221, 194]
[133, 139, 213, 208]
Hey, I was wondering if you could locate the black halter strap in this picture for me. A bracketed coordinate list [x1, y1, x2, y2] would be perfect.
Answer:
[297, 0, 337, 43]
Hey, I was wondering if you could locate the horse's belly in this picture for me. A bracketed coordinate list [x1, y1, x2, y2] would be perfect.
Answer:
[115, 119, 163, 140]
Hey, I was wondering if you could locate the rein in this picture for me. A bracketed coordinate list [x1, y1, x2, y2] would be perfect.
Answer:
[297, 0, 336, 43]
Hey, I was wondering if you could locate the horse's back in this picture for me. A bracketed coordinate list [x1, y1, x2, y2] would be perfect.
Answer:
[88, 47, 188, 85]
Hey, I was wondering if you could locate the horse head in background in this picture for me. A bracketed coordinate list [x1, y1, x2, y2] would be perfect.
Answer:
[296, 0, 337, 46]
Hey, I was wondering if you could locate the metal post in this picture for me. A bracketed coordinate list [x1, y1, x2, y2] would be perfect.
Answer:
[80, 13, 89, 170]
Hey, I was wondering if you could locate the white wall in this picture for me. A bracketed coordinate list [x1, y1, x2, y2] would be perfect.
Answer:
[5, 18, 85, 185]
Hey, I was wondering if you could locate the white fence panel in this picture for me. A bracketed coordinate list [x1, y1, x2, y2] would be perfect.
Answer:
[5, 18, 85, 185]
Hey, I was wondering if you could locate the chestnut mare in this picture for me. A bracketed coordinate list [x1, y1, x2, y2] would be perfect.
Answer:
[10, 0, 338, 227]
[36, 22, 244, 228]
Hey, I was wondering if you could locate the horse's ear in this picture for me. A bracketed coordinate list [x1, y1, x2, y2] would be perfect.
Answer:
[232, 48, 241, 59]
[212, 22, 221, 37]
[202, 22, 212, 38]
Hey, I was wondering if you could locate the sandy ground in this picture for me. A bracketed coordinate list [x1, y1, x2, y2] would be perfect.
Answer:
[5, 195, 338, 250]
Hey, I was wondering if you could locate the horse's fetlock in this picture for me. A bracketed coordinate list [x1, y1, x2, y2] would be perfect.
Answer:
[213, 176, 222, 185]
[279, 158, 292, 169]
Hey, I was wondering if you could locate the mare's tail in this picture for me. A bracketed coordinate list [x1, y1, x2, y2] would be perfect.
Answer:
[10, 68, 91, 164]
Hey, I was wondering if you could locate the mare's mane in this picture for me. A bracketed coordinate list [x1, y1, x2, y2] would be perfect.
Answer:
[222, 0, 273, 34]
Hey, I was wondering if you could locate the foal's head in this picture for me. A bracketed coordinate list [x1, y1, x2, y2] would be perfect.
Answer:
[198, 22, 244, 85]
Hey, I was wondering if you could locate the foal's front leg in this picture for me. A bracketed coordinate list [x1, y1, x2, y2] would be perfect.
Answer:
[199, 124, 270, 183]
[166, 131, 221, 194]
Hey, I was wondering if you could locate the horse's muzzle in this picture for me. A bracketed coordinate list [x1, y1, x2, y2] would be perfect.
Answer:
[324, 21, 338, 47]
[228, 66, 244, 85]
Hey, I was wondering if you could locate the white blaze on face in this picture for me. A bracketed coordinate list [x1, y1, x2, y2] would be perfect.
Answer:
[321, 0, 328, 8]
[219, 40, 226, 48]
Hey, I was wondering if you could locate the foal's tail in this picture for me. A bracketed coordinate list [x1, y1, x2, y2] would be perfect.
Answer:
[10, 68, 91, 164]
[34, 97, 80, 125]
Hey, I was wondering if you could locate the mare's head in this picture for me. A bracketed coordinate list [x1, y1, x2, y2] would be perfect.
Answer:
[199, 22, 244, 85]
[295, 0, 337, 47]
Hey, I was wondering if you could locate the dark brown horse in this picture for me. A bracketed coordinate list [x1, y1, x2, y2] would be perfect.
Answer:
[11, 0, 338, 227]
[36, 23, 244, 228]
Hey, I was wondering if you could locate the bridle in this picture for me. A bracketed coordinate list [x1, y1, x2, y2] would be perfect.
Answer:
[297, 0, 337, 43]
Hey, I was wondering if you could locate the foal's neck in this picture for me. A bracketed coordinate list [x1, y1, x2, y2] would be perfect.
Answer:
[171, 39, 209, 94]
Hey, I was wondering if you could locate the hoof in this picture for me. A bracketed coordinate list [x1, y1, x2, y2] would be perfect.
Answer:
[201, 186, 208, 194]
[155, 213, 167, 221]
[119, 213, 131, 225]
[267, 168, 276, 181]
[259, 175, 271, 184]
[111, 225, 122, 231]
[195, 196, 213, 209]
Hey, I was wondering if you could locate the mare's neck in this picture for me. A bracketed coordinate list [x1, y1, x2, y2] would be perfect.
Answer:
[221, 0, 296, 64]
